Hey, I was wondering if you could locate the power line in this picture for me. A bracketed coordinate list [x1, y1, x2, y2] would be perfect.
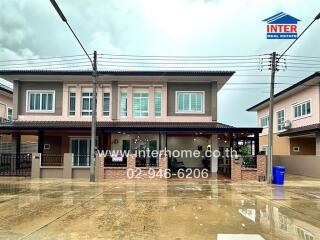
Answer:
[99, 53, 267, 58]
[98, 63, 266, 69]
[98, 60, 263, 65]
[0, 58, 89, 67]
[0, 54, 88, 63]
[99, 56, 266, 62]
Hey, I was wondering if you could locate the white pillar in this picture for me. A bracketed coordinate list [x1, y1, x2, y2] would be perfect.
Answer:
[316, 134, 320, 156]
[211, 134, 218, 173]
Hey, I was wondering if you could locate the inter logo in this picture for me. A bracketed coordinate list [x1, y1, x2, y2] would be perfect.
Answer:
[263, 12, 300, 39]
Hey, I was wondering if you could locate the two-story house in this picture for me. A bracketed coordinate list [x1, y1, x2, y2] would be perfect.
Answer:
[247, 72, 320, 156]
[0, 70, 261, 177]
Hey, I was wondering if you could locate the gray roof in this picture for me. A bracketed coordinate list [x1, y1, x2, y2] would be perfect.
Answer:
[247, 72, 320, 112]
[0, 69, 235, 77]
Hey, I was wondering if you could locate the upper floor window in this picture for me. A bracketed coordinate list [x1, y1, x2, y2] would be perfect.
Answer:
[69, 88, 76, 116]
[260, 116, 269, 128]
[120, 92, 128, 117]
[293, 100, 311, 119]
[7, 107, 13, 121]
[176, 91, 204, 114]
[103, 91, 110, 117]
[27, 90, 55, 113]
[277, 110, 285, 131]
[155, 91, 162, 117]
[81, 90, 92, 116]
[133, 92, 149, 117]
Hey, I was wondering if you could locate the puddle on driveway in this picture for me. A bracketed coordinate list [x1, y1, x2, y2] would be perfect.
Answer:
[0, 178, 319, 239]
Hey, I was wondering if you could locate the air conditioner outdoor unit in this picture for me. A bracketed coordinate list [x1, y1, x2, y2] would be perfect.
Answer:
[284, 120, 292, 130]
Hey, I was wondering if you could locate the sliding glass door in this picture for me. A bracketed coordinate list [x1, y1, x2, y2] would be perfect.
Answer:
[70, 138, 91, 166]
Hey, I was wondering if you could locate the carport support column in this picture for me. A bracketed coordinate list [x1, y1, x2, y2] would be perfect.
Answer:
[38, 130, 44, 154]
[316, 134, 320, 156]
[31, 153, 41, 178]
[210, 134, 218, 173]
[160, 132, 167, 151]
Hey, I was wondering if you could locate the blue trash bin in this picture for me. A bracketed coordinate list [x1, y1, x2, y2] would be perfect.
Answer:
[273, 166, 286, 185]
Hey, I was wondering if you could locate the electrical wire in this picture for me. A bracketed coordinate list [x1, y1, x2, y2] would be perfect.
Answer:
[0, 54, 88, 63]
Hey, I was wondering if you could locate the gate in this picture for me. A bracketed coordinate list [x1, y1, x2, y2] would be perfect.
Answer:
[0, 154, 32, 177]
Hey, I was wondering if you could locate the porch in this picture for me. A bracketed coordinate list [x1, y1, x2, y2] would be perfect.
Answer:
[0, 121, 262, 179]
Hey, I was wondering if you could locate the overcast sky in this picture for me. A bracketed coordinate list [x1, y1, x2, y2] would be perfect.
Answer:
[0, 0, 319, 127]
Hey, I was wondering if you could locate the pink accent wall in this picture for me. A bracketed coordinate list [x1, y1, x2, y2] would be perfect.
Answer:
[257, 85, 320, 136]
[17, 82, 215, 123]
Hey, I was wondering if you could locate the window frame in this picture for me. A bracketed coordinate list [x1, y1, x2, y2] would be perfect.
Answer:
[260, 115, 269, 128]
[260, 145, 268, 155]
[133, 91, 149, 118]
[7, 107, 13, 121]
[292, 99, 312, 120]
[175, 91, 205, 114]
[276, 109, 285, 132]
[154, 91, 162, 117]
[120, 91, 128, 118]
[26, 90, 55, 113]
[103, 91, 110, 117]
[81, 90, 93, 117]
[69, 88, 76, 116]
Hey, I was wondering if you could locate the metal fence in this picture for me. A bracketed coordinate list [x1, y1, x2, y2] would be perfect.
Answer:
[73, 155, 91, 166]
[136, 157, 159, 168]
[41, 154, 64, 166]
[241, 156, 257, 168]
[104, 155, 127, 167]
[0, 153, 32, 177]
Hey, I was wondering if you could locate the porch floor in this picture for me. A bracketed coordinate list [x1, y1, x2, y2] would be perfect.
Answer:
[0, 175, 319, 239]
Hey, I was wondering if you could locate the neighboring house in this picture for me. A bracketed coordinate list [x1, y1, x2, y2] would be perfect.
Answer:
[247, 72, 320, 156]
[0, 83, 13, 122]
[0, 83, 13, 149]
[0, 70, 261, 176]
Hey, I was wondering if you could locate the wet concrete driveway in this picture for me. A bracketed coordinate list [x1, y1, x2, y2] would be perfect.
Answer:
[0, 175, 319, 240]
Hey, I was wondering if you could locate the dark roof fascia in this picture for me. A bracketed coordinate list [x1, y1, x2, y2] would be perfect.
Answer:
[0, 70, 235, 77]
[0, 85, 13, 95]
[0, 121, 262, 133]
[247, 72, 320, 111]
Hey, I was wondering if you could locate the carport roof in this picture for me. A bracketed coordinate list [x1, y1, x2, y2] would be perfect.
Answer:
[0, 121, 262, 133]
[278, 123, 320, 137]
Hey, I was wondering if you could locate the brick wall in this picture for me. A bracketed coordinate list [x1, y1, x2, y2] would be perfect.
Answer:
[104, 155, 168, 179]
[104, 168, 127, 179]
[241, 169, 257, 181]
[231, 155, 267, 182]
[95, 155, 105, 181]
[231, 157, 242, 181]
[257, 155, 267, 181]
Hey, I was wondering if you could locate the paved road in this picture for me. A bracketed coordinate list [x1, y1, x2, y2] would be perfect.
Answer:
[0, 175, 319, 239]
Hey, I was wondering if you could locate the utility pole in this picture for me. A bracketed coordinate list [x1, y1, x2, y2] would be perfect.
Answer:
[90, 51, 98, 182]
[50, 0, 98, 182]
[267, 52, 277, 184]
